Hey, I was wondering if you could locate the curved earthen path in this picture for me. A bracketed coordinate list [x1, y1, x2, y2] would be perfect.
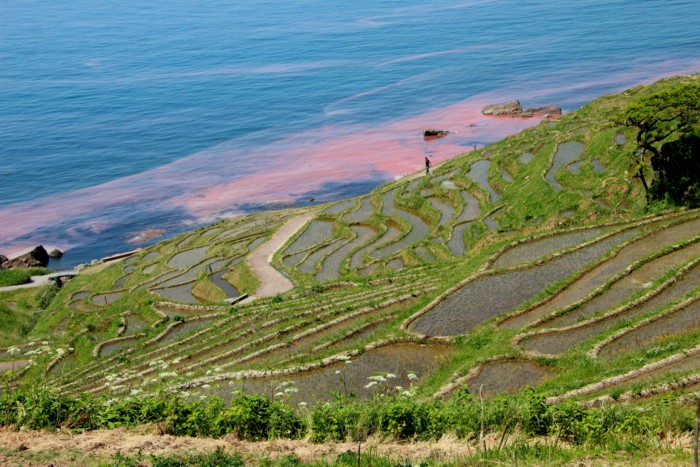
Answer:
[247, 211, 316, 298]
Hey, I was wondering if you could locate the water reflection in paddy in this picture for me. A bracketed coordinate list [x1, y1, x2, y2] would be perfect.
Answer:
[201, 343, 451, 404]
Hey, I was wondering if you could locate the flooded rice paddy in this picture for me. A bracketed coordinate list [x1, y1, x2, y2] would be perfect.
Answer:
[454, 360, 551, 400]
[491, 227, 610, 270]
[545, 141, 584, 191]
[411, 228, 639, 336]
[202, 343, 452, 404]
[466, 160, 500, 202]
[597, 297, 700, 361]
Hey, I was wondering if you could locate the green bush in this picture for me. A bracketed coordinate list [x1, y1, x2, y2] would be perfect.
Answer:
[0, 388, 690, 447]
[0, 390, 305, 441]
[0, 268, 48, 287]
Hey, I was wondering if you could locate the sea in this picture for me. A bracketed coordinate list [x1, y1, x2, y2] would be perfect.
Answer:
[2, 0, 700, 268]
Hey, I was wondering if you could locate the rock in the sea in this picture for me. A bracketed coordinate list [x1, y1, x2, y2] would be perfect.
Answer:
[523, 105, 562, 118]
[48, 248, 63, 259]
[481, 100, 522, 116]
[3, 246, 49, 269]
[423, 129, 450, 139]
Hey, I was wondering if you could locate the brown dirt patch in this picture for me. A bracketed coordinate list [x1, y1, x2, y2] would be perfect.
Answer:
[0, 427, 693, 466]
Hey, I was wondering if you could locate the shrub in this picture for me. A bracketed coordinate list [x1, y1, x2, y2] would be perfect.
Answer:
[0, 268, 48, 287]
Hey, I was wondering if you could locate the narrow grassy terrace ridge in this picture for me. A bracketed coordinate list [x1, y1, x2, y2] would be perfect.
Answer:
[2, 75, 699, 421]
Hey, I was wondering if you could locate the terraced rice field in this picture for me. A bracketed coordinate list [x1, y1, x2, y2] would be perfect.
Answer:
[539, 240, 700, 329]
[502, 214, 700, 329]
[316, 226, 374, 282]
[451, 360, 551, 400]
[49, 266, 442, 398]
[408, 227, 640, 337]
[519, 260, 700, 355]
[371, 190, 429, 259]
[343, 197, 373, 223]
[597, 297, 700, 361]
[91, 291, 123, 306]
[491, 227, 611, 270]
[456, 191, 481, 222]
[466, 160, 500, 202]
[152, 282, 200, 304]
[203, 343, 452, 404]
[322, 199, 356, 215]
[447, 222, 473, 257]
[167, 246, 208, 270]
[209, 270, 240, 298]
[351, 226, 401, 268]
[519, 152, 534, 164]
[281, 221, 334, 260]
[545, 141, 583, 191]
[585, 351, 700, 400]
[429, 198, 454, 226]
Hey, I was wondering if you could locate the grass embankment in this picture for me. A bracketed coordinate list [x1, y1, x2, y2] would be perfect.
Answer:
[0, 268, 48, 287]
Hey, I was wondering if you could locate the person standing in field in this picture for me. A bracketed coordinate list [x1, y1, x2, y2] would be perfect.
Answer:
[425, 156, 431, 174]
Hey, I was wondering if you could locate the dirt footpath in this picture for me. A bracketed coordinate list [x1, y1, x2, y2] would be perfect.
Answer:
[0, 427, 692, 466]
[0, 428, 479, 465]
[247, 212, 315, 298]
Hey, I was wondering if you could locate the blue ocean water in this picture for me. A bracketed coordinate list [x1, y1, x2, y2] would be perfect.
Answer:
[2, 0, 700, 267]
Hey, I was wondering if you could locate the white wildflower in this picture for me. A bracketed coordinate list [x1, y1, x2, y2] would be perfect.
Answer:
[364, 381, 377, 389]
[407, 373, 418, 381]
[298, 402, 307, 407]
[275, 392, 285, 397]
[202, 384, 211, 389]
[337, 355, 351, 361]
[394, 386, 403, 392]
[386, 373, 396, 379]
[335, 370, 341, 375]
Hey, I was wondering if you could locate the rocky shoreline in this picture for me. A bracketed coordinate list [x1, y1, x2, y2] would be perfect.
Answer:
[481, 100, 562, 119]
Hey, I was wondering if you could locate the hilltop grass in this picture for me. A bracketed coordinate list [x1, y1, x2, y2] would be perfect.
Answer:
[0, 288, 45, 347]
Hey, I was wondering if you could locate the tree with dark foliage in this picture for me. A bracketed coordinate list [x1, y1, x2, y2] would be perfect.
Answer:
[650, 133, 700, 207]
[621, 82, 700, 202]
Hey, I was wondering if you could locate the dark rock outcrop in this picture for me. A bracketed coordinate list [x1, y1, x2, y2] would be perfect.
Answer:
[423, 129, 452, 141]
[2, 246, 49, 269]
[0, 255, 7, 270]
[481, 100, 522, 116]
[423, 129, 450, 138]
[48, 248, 64, 259]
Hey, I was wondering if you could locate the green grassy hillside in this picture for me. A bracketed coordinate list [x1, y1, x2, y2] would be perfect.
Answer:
[1, 74, 699, 464]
